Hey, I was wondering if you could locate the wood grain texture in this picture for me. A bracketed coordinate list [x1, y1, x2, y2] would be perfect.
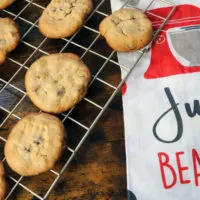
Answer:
[0, 0, 127, 199]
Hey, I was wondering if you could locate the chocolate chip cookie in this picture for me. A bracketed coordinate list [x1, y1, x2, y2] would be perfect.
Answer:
[99, 8, 153, 52]
[0, 162, 7, 200]
[5, 113, 65, 176]
[0, 18, 20, 64]
[39, 0, 93, 38]
[0, 0, 15, 10]
[25, 53, 91, 114]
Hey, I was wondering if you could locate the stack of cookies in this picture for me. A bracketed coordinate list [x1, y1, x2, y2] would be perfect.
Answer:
[0, 0, 153, 198]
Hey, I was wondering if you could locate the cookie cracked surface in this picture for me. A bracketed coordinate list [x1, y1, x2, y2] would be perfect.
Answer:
[99, 8, 153, 52]
[0, 18, 20, 65]
[25, 53, 91, 114]
[0, 0, 15, 10]
[0, 162, 7, 200]
[39, 0, 93, 38]
[5, 113, 65, 176]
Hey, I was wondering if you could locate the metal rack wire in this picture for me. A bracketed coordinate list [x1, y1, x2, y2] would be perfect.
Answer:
[0, 0, 176, 199]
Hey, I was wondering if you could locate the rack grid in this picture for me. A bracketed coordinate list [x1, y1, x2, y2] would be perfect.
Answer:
[0, 0, 176, 199]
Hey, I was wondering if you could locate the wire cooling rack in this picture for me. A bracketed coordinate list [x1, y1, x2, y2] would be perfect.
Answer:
[0, 0, 176, 199]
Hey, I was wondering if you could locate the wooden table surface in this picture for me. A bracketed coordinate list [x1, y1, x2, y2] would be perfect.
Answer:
[0, 0, 127, 199]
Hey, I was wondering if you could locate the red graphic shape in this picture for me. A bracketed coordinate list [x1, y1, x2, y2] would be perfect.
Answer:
[145, 5, 200, 79]
[122, 82, 127, 95]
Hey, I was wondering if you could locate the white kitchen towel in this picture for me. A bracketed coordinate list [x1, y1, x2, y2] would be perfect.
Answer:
[110, 0, 200, 199]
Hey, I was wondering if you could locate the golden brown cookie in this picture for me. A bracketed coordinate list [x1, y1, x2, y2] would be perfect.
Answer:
[0, 0, 15, 10]
[99, 8, 153, 52]
[0, 18, 20, 65]
[0, 162, 7, 200]
[5, 113, 65, 176]
[39, 0, 93, 38]
[25, 53, 91, 114]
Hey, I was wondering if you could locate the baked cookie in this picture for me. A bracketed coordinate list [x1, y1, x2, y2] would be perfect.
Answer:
[39, 0, 93, 38]
[99, 8, 153, 52]
[0, 0, 15, 10]
[0, 18, 20, 65]
[0, 162, 7, 200]
[25, 53, 91, 114]
[5, 113, 65, 176]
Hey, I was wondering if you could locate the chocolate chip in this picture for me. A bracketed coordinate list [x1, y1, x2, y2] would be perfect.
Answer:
[34, 86, 40, 94]
[33, 136, 43, 145]
[65, 10, 72, 15]
[34, 141, 40, 145]
[24, 147, 31, 152]
[111, 16, 121, 26]
[57, 90, 63, 95]
[57, 87, 65, 96]
[52, 8, 57, 12]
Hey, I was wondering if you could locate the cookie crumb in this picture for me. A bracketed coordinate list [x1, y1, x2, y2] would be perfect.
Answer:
[57, 87, 66, 96]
